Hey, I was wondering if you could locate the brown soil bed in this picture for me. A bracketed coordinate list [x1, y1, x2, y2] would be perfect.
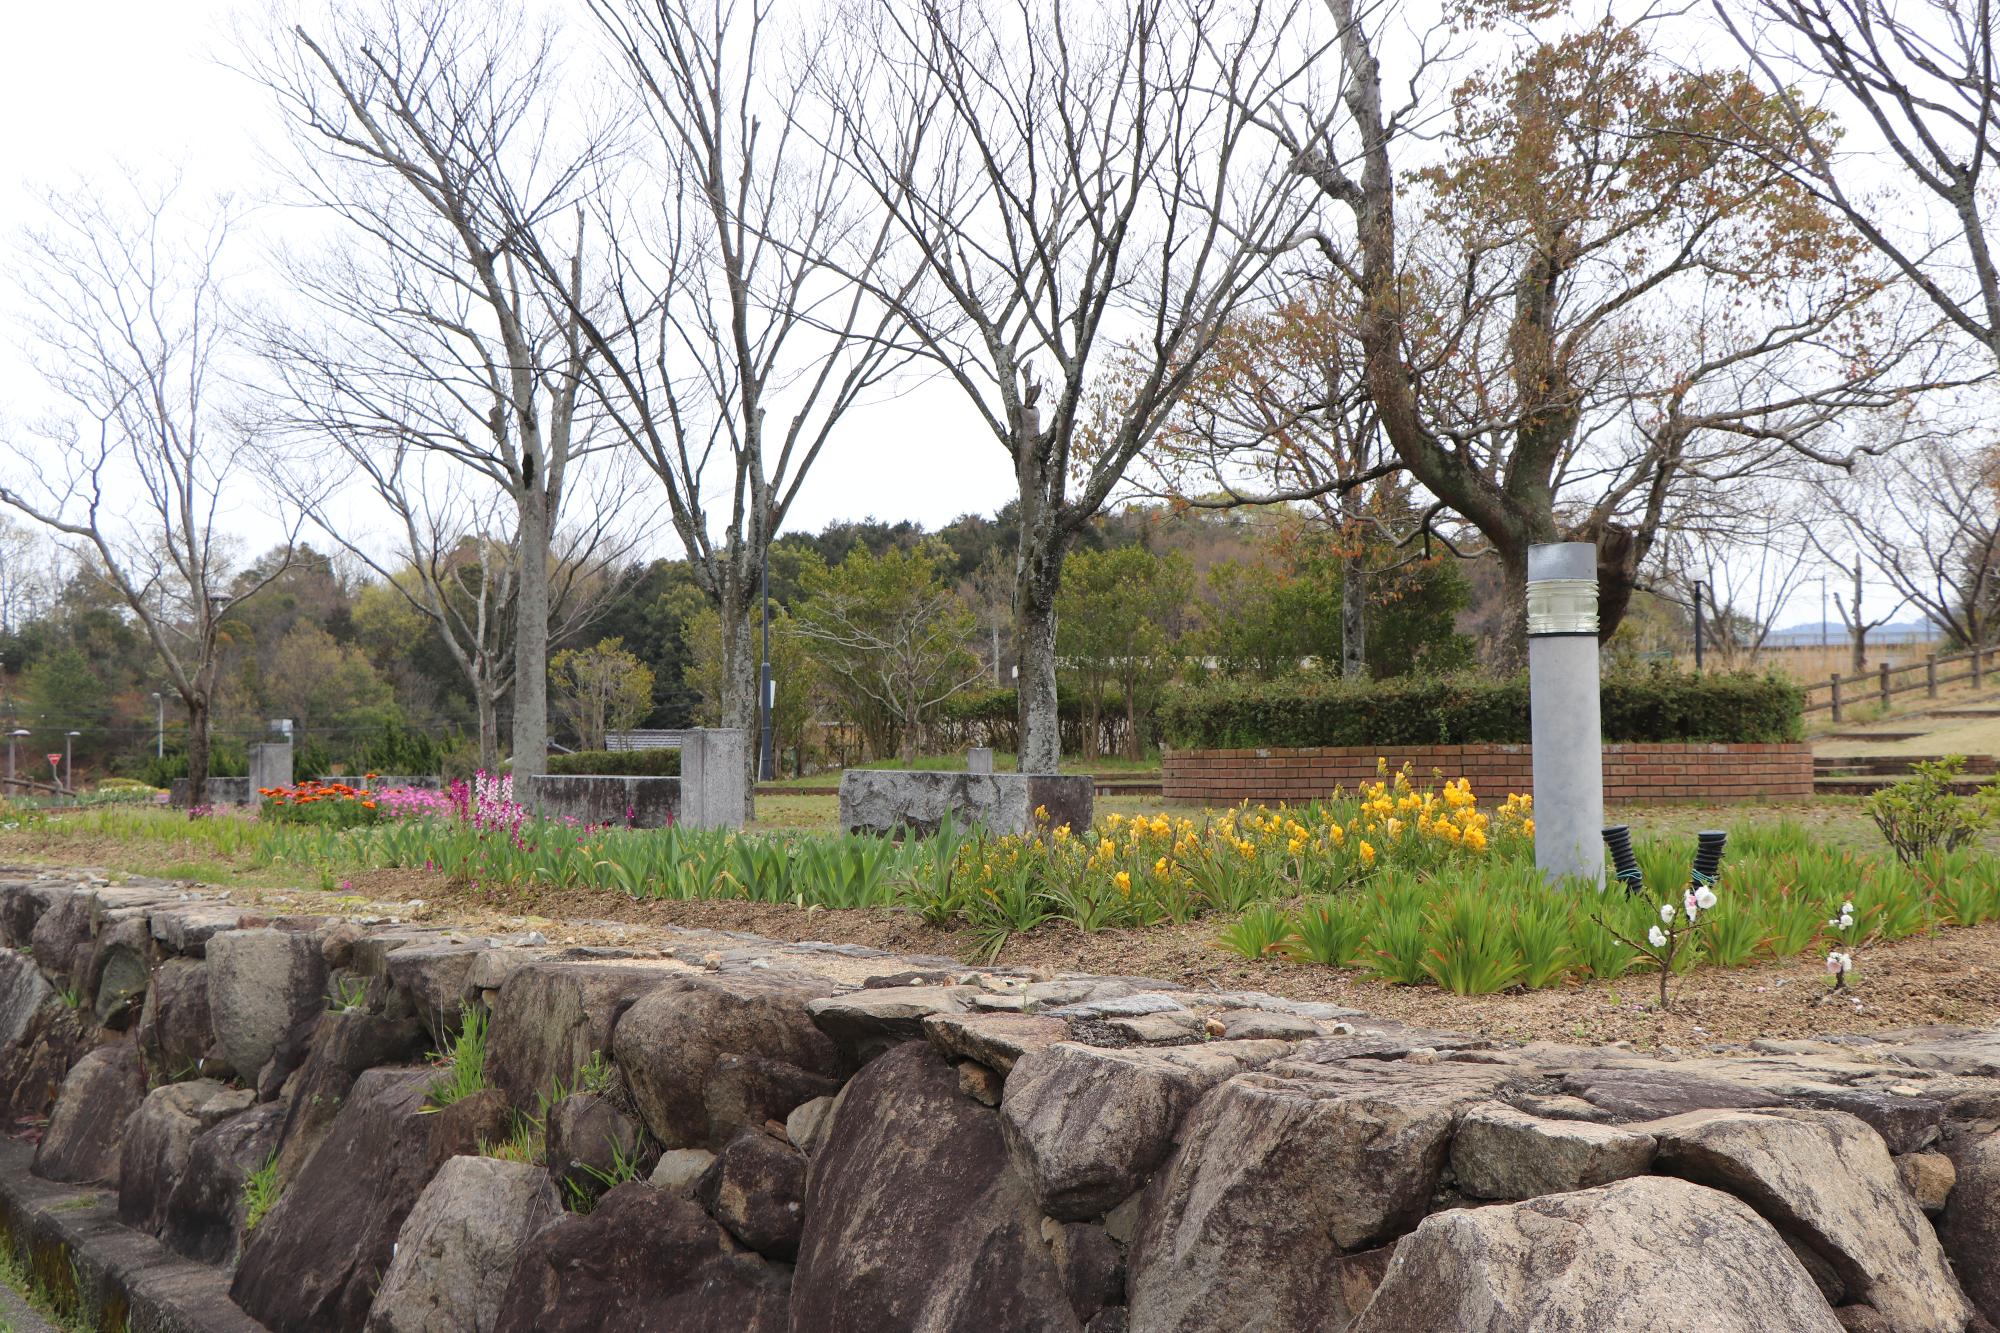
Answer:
[141, 863, 2000, 1052]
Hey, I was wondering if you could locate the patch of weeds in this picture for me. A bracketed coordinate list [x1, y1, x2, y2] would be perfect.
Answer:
[0, 1238, 91, 1333]
[562, 1139, 647, 1216]
[325, 975, 370, 1015]
[242, 1151, 282, 1233]
[575, 1050, 616, 1097]
[423, 1004, 490, 1110]
[53, 985, 85, 1011]
[478, 1113, 544, 1166]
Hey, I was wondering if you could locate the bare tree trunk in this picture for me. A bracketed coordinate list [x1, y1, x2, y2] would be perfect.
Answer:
[1341, 558, 1369, 678]
[1015, 560, 1063, 775]
[1124, 685, 1143, 762]
[718, 583, 759, 820]
[901, 696, 922, 766]
[512, 492, 551, 778]
[477, 687, 501, 774]
[1494, 548, 1531, 676]
[1850, 560, 1868, 674]
[185, 697, 212, 809]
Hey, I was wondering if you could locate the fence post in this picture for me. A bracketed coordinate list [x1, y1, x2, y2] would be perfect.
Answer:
[1830, 673, 1843, 724]
[1879, 661, 1892, 710]
[1928, 655, 1939, 698]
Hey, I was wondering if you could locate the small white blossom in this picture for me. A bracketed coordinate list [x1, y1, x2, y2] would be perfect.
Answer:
[1825, 951, 1853, 975]
[1842, 900, 1855, 915]
[1660, 903, 1676, 924]
[1683, 891, 1701, 922]
[1648, 925, 1668, 949]
[1693, 886, 1717, 911]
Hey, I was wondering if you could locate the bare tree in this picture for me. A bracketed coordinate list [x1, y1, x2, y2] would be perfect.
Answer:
[1717, 0, 2000, 367]
[248, 0, 608, 779]
[814, 0, 1306, 771]
[1146, 289, 1405, 678]
[0, 179, 298, 804]
[1276, 6, 1954, 668]
[1809, 539, 1908, 673]
[1821, 428, 2000, 650]
[279, 443, 640, 770]
[540, 0, 909, 815]
[1650, 493, 1818, 671]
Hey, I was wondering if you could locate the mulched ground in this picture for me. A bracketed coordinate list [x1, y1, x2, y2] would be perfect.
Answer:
[262, 864, 2000, 1050]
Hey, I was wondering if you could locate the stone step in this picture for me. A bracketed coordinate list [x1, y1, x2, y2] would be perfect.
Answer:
[1813, 773, 1991, 796]
[0, 1137, 270, 1333]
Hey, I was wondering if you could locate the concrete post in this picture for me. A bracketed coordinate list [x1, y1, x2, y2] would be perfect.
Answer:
[1527, 543, 1604, 887]
[679, 729, 746, 831]
[247, 740, 293, 794]
[967, 747, 995, 775]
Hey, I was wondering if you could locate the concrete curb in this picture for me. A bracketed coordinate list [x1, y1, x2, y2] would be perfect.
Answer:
[0, 1138, 267, 1333]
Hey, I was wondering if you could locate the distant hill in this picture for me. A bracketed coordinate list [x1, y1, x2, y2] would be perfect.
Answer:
[1763, 620, 1944, 648]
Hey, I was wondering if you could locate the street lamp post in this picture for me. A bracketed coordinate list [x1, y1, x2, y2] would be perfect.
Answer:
[4, 729, 26, 795]
[64, 731, 80, 796]
[152, 692, 164, 759]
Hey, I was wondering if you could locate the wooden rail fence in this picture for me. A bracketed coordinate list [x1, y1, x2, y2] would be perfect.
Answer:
[1805, 644, 1992, 722]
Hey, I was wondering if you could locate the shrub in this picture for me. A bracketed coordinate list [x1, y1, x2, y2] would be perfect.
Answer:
[1865, 757, 1998, 865]
[546, 748, 682, 777]
[1156, 666, 1801, 749]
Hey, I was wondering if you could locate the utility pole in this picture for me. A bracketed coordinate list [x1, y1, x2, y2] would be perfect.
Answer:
[1693, 580, 1706, 672]
[151, 691, 164, 759]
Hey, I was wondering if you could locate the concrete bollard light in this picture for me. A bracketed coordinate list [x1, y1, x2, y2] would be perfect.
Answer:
[1527, 542, 1605, 888]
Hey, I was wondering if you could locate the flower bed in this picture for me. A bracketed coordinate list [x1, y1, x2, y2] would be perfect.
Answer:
[35, 763, 2000, 1003]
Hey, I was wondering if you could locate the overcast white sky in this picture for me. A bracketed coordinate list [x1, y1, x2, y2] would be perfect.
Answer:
[0, 0, 1955, 633]
[0, 0, 1018, 564]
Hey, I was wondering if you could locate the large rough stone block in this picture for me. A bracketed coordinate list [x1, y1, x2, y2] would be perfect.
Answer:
[32, 1040, 147, 1185]
[1941, 1124, 2000, 1322]
[367, 1155, 560, 1333]
[487, 961, 676, 1108]
[789, 1041, 1081, 1332]
[273, 1009, 429, 1182]
[493, 1183, 789, 1332]
[999, 1040, 1288, 1221]
[1450, 1101, 1658, 1199]
[138, 957, 221, 1080]
[1349, 1177, 1843, 1333]
[838, 770, 1094, 838]
[117, 1079, 254, 1234]
[1127, 1061, 1511, 1332]
[230, 1067, 510, 1332]
[164, 1101, 287, 1265]
[695, 1127, 807, 1262]
[206, 927, 329, 1080]
[1652, 1107, 1971, 1333]
[612, 976, 843, 1150]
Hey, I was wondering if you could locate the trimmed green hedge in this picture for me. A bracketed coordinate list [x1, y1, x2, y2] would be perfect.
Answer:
[546, 748, 682, 777]
[1157, 669, 1803, 749]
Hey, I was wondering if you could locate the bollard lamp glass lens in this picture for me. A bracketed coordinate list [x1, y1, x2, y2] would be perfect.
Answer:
[1525, 578, 1599, 637]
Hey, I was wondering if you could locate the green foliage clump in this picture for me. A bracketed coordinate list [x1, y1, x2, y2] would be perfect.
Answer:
[1865, 757, 1999, 865]
[1158, 667, 1802, 749]
[546, 748, 682, 777]
[243, 1151, 282, 1232]
[425, 1004, 491, 1109]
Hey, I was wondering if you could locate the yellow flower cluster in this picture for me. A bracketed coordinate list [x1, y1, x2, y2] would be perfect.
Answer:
[950, 762, 1536, 930]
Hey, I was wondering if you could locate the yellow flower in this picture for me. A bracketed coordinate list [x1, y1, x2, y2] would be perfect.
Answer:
[1358, 840, 1376, 864]
[1153, 856, 1170, 877]
[1385, 818, 1403, 839]
[1099, 838, 1118, 858]
[1114, 871, 1132, 894]
[1034, 804, 1049, 823]
[1465, 827, 1488, 851]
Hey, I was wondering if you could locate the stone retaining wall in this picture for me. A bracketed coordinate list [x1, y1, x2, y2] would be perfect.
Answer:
[516, 774, 682, 829]
[1163, 742, 1816, 805]
[0, 869, 1994, 1332]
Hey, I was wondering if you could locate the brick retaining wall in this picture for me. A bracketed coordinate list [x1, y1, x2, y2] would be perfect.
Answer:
[1161, 742, 1815, 805]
